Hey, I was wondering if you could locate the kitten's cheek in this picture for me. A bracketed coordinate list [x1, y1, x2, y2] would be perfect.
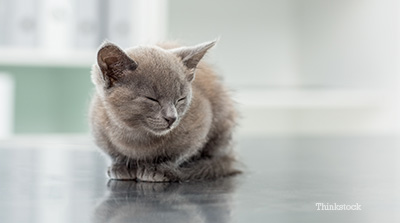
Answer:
[178, 104, 189, 113]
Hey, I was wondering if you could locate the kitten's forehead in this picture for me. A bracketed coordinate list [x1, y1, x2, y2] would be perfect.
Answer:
[125, 46, 176, 67]
[124, 46, 189, 98]
[125, 46, 183, 74]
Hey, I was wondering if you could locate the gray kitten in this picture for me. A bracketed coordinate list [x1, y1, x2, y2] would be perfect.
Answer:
[89, 40, 240, 182]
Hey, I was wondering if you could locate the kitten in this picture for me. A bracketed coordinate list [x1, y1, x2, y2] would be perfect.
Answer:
[89, 40, 240, 182]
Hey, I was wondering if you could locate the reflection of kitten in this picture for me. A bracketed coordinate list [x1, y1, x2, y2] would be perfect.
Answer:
[93, 179, 236, 223]
[89, 40, 240, 181]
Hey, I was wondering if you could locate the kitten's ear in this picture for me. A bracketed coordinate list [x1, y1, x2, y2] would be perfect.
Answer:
[171, 40, 217, 82]
[97, 42, 138, 87]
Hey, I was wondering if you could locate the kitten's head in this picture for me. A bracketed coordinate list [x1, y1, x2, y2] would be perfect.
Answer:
[91, 40, 216, 136]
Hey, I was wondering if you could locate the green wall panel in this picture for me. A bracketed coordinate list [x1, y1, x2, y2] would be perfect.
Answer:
[0, 66, 94, 134]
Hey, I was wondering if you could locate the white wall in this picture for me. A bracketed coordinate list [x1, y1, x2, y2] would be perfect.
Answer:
[168, 0, 400, 136]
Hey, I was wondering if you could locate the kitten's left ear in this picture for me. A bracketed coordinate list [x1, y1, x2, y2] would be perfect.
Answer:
[171, 40, 217, 81]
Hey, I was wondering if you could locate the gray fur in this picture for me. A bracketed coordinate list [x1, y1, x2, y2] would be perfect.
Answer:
[89, 40, 240, 182]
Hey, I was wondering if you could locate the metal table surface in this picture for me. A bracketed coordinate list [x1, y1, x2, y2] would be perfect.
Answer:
[0, 136, 398, 223]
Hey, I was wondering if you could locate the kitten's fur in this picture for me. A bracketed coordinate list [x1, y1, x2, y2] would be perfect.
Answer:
[89, 40, 239, 182]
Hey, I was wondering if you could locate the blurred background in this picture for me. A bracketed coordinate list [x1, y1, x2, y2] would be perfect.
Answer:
[0, 0, 399, 138]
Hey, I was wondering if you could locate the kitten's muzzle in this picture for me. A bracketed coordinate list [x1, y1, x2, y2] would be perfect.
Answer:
[162, 103, 178, 128]
[145, 115, 177, 134]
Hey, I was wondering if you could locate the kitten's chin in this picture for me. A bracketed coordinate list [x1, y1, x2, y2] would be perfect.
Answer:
[145, 126, 174, 136]
[144, 120, 179, 136]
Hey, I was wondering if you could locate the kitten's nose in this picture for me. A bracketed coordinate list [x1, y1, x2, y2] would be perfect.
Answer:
[164, 116, 177, 127]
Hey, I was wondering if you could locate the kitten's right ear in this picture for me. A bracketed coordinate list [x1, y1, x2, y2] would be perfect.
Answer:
[97, 42, 138, 88]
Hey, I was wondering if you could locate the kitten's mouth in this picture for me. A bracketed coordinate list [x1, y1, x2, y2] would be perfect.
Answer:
[145, 117, 177, 135]
[147, 126, 173, 136]
[155, 123, 177, 131]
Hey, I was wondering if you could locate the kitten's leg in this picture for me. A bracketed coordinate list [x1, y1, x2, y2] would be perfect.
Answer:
[176, 155, 241, 181]
[108, 160, 173, 182]
[108, 156, 240, 182]
[107, 163, 137, 180]
[135, 165, 171, 182]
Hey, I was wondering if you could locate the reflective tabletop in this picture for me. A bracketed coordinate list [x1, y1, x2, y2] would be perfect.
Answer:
[0, 136, 399, 223]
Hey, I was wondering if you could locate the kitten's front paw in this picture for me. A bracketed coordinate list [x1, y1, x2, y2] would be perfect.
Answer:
[136, 167, 172, 182]
[107, 164, 136, 180]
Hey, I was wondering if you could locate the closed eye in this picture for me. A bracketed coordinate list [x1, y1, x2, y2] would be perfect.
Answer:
[145, 96, 159, 103]
[177, 97, 186, 103]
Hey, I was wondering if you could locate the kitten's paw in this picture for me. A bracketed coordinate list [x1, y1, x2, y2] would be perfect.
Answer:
[136, 167, 171, 182]
[107, 164, 136, 180]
